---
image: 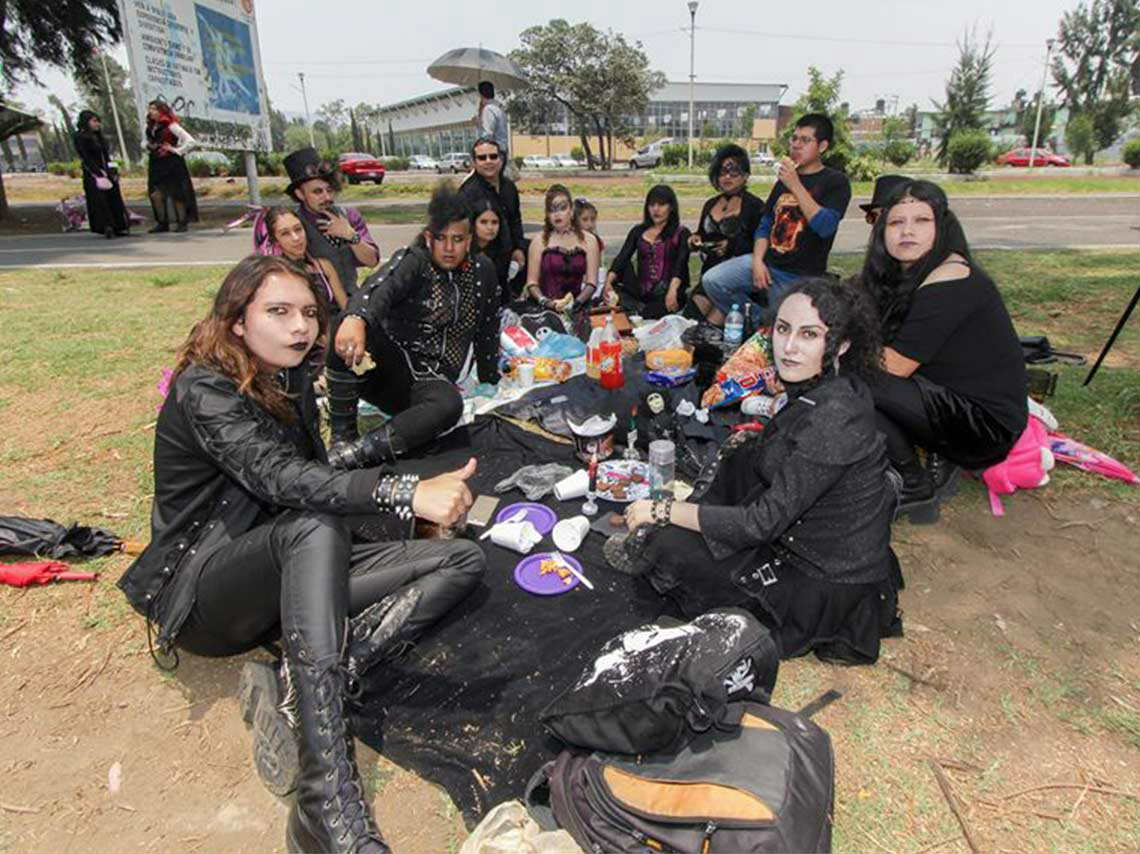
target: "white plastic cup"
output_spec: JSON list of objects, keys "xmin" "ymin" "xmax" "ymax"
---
[
  {"xmin": 517, "ymin": 361, "xmax": 535, "ymax": 388},
  {"xmin": 489, "ymin": 520, "xmax": 541, "ymax": 554},
  {"xmin": 552, "ymin": 515, "xmax": 590, "ymax": 552},
  {"xmin": 553, "ymin": 469, "xmax": 589, "ymax": 501}
]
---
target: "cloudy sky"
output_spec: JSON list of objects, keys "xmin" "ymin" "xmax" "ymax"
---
[{"xmin": 13, "ymin": 0, "xmax": 1076, "ymax": 123}]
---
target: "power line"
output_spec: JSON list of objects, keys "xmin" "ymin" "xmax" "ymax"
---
[{"xmin": 696, "ymin": 26, "xmax": 1043, "ymax": 49}]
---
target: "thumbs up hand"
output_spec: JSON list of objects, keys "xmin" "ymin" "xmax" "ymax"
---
[{"xmin": 411, "ymin": 458, "xmax": 477, "ymax": 526}]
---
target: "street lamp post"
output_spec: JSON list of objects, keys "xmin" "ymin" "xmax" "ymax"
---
[
  {"xmin": 687, "ymin": 1, "xmax": 698, "ymax": 170},
  {"xmin": 1028, "ymin": 39, "xmax": 1055, "ymax": 170},
  {"xmin": 299, "ymin": 72, "xmax": 316, "ymax": 149}
]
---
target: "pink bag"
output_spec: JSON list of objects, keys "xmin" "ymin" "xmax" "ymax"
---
[
  {"xmin": 94, "ymin": 175, "xmax": 113, "ymax": 191},
  {"xmin": 980, "ymin": 416, "xmax": 1054, "ymax": 515}
]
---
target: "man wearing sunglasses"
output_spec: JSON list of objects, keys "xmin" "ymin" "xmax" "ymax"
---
[
  {"xmin": 858, "ymin": 174, "xmax": 908, "ymax": 226},
  {"xmin": 459, "ymin": 136, "xmax": 526, "ymax": 303},
  {"xmin": 325, "ymin": 185, "xmax": 501, "ymax": 467}
]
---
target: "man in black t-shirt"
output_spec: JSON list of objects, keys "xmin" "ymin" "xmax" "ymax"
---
[{"xmin": 702, "ymin": 113, "xmax": 851, "ymax": 322}]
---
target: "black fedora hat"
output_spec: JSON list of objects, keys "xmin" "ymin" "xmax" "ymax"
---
[
  {"xmin": 283, "ymin": 147, "xmax": 338, "ymax": 196},
  {"xmin": 859, "ymin": 174, "xmax": 909, "ymax": 213}
]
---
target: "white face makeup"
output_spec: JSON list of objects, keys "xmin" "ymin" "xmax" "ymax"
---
[
  {"xmin": 231, "ymin": 272, "xmax": 320, "ymax": 372},
  {"xmin": 883, "ymin": 197, "xmax": 936, "ymax": 269},
  {"xmin": 772, "ymin": 293, "xmax": 830, "ymax": 383},
  {"xmin": 647, "ymin": 393, "xmax": 665, "ymax": 416}
]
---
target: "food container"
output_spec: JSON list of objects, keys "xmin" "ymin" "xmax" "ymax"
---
[{"xmin": 566, "ymin": 412, "xmax": 617, "ymax": 463}]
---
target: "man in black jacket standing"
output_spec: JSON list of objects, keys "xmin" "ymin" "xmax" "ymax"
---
[
  {"xmin": 458, "ymin": 136, "xmax": 525, "ymax": 303},
  {"xmin": 326, "ymin": 185, "xmax": 501, "ymax": 468}
]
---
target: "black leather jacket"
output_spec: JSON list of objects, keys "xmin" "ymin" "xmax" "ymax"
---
[
  {"xmin": 118, "ymin": 363, "xmax": 387, "ymax": 658},
  {"xmin": 697, "ymin": 374, "xmax": 893, "ymax": 584}
]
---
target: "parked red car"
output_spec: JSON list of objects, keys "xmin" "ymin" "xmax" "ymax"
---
[
  {"xmin": 337, "ymin": 152, "xmax": 386, "ymax": 184},
  {"xmin": 996, "ymin": 147, "xmax": 1071, "ymax": 167}
]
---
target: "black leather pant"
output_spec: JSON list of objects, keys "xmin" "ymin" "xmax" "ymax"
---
[
  {"xmin": 326, "ymin": 315, "xmax": 463, "ymax": 454},
  {"xmin": 176, "ymin": 511, "xmax": 484, "ymax": 666},
  {"xmin": 872, "ymin": 372, "xmax": 1018, "ymax": 471}
]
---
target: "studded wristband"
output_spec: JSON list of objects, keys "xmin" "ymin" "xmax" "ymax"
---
[
  {"xmin": 374, "ymin": 473, "xmax": 419, "ymax": 521},
  {"xmin": 652, "ymin": 496, "xmax": 674, "ymax": 527}
]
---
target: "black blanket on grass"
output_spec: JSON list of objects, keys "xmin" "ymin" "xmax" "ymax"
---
[{"xmin": 352, "ymin": 415, "xmax": 672, "ymax": 826}]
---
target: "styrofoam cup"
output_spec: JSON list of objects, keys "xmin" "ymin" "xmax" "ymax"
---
[
  {"xmin": 553, "ymin": 469, "xmax": 589, "ymax": 501},
  {"xmin": 552, "ymin": 515, "xmax": 590, "ymax": 552}
]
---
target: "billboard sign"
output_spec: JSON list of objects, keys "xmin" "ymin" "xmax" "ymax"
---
[{"xmin": 118, "ymin": 0, "xmax": 271, "ymax": 151}]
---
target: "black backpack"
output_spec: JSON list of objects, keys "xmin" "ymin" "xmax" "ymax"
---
[
  {"xmin": 540, "ymin": 608, "xmax": 779, "ymax": 756},
  {"xmin": 527, "ymin": 694, "xmax": 838, "ymax": 854}
]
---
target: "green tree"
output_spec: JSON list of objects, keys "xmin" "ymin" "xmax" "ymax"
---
[
  {"xmin": 946, "ymin": 129, "xmax": 992, "ymax": 173},
  {"xmin": 268, "ymin": 101, "xmax": 288, "ymax": 151},
  {"xmin": 1064, "ymin": 112, "xmax": 1098, "ymax": 163},
  {"xmin": 510, "ymin": 20, "xmax": 664, "ymax": 169},
  {"xmin": 73, "ymin": 54, "xmax": 141, "ymax": 162},
  {"xmin": 779, "ymin": 67, "xmax": 854, "ymax": 171},
  {"xmin": 1017, "ymin": 99, "xmax": 1056, "ymax": 146},
  {"xmin": 931, "ymin": 26, "xmax": 995, "ymax": 166},
  {"xmin": 1051, "ymin": 0, "xmax": 1139, "ymax": 162},
  {"xmin": 879, "ymin": 115, "xmax": 916, "ymax": 166}
]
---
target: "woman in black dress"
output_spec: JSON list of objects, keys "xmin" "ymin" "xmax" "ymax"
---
[
  {"xmin": 858, "ymin": 180, "xmax": 1027, "ymax": 520},
  {"xmin": 687, "ymin": 144, "xmax": 766, "ymax": 320},
  {"xmin": 73, "ymin": 110, "xmax": 129, "ymax": 238},
  {"xmin": 615, "ymin": 277, "xmax": 902, "ymax": 664},
  {"xmin": 145, "ymin": 100, "xmax": 199, "ymax": 233}
]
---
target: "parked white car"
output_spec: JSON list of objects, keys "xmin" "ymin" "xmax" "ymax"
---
[
  {"xmin": 437, "ymin": 152, "xmax": 471, "ymax": 173},
  {"xmin": 408, "ymin": 155, "xmax": 440, "ymax": 170},
  {"xmin": 522, "ymin": 155, "xmax": 558, "ymax": 170},
  {"xmin": 629, "ymin": 138, "xmax": 676, "ymax": 169},
  {"xmin": 552, "ymin": 155, "xmax": 581, "ymax": 168},
  {"xmin": 750, "ymin": 151, "xmax": 777, "ymax": 168}
]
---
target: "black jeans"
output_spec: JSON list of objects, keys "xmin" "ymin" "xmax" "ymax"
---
[
  {"xmin": 327, "ymin": 315, "xmax": 464, "ymax": 453},
  {"xmin": 176, "ymin": 510, "xmax": 484, "ymax": 665},
  {"xmin": 872, "ymin": 373, "xmax": 1018, "ymax": 470}
]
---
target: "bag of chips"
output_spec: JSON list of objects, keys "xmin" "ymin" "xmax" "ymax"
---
[{"xmin": 700, "ymin": 331, "xmax": 782, "ymax": 409}]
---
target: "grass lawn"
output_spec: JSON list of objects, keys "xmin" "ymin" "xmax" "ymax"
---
[{"xmin": 0, "ymin": 248, "xmax": 1137, "ymax": 852}]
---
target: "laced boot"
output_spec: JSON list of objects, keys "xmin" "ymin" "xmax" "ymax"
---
[
  {"xmin": 239, "ymin": 658, "xmax": 300, "ymax": 796},
  {"xmin": 285, "ymin": 645, "xmax": 390, "ymax": 854},
  {"xmin": 927, "ymin": 452, "xmax": 961, "ymax": 500},
  {"xmin": 327, "ymin": 422, "xmax": 405, "ymax": 471},
  {"xmin": 345, "ymin": 588, "xmax": 422, "ymax": 688},
  {"xmin": 326, "ymin": 368, "xmax": 363, "ymax": 457},
  {"xmin": 893, "ymin": 457, "xmax": 939, "ymax": 524}
]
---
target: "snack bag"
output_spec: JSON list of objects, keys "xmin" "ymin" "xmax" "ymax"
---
[
  {"xmin": 700, "ymin": 330, "xmax": 782, "ymax": 409},
  {"xmin": 645, "ymin": 349, "xmax": 693, "ymax": 371},
  {"xmin": 510, "ymin": 356, "xmax": 572, "ymax": 383}
]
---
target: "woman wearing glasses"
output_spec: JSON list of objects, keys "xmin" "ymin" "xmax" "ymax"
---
[
  {"xmin": 523, "ymin": 184, "xmax": 600, "ymax": 314},
  {"xmin": 687, "ymin": 144, "xmax": 766, "ymax": 320},
  {"xmin": 602, "ymin": 184, "xmax": 692, "ymax": 319}
]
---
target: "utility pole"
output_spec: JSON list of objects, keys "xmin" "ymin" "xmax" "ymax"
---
[
  {"xmin": 299, "ymin": 72, "xmax": 316, "ymax": 149},
  {"xmin": 1028, "ymin": 39, "xmax": 1055, "ymax": 170},
  {"xmin": 98, "ymin": 49, "xmax": 130, "ymax": 169},
  {"xmin": 687, "ymin": 1, "xmax": 698, "ymax": 170}
]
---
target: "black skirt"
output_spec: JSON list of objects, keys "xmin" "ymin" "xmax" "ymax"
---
[
  {"xmin": 643, "ymin": 525, "xmax": 902, "ymax": 665},
  {"xmin": 147, "ymin": 153, "xmax": 200, "ymax": 222},
  {"xmin": 81, "ymin": 171, "xmax": 129, "ymax": 235}
]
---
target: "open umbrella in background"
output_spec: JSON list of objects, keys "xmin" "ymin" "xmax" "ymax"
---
[{"xmin": 426, "ymin": 47, "xmax": 529, "ymax": 92}]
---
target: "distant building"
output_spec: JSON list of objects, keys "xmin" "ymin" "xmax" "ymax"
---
[{"xmin": 373, "ymin": 80, "xmax": 787, "ymax": 160}]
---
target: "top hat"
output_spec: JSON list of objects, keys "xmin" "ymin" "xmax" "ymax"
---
[
  {"xmin": 859, "ymin": 174, "xmax": 909, "ymax": 213},
  {"xmin": 283, "ymin": 147, "xmax": 338, "ymax": 195}
]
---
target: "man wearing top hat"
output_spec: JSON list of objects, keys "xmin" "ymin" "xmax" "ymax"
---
[
  {"xmin": 284, "ymin": 147, "xmax": 380, "ymax": 294},
  {"xmin": 859, "ymin": 174, "xmax": 908, "ymax": 226}
]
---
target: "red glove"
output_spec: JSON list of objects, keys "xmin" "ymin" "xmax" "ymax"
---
[{"xmin": 0, "ymin": 561, "xmax": 98, "ymax": 588}]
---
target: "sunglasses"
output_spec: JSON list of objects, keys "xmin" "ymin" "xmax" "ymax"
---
[
  {"xmin": 549, "ymin": 200, "xmax": 571, "ymax": 213},
  {"xmin": 864, "ymin": 210, "xmax": 880, "ymax": 225},
  {"xmin": 719, "ymin": 164, "xmax": 743, "ymax": 177},
  {"xmin": 475, "ymin": 153, "xmax": 500, "ymax": 162}
]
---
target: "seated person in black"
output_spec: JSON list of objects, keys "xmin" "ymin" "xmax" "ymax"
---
[
  {"xmin": 615, "ymin": 278, "xmax": 902, "ymax": 664},
  {"xmin": 117, "ymin": 255, "xmax": 484, "ymax": 854},
  {"xmin": 859, "ymin": 180, "xmax": 1027, "ymax": 518},
  {"xmin": 602, "ymin": 184, "xmax": 691, "ymax": 319},
  {"xmin": 327, "ymin": 185, "xmax": 501, "ymax": 468},
  {"xmin": 687, "ymin": 144, "xmax": 766, "ymax": 319}
]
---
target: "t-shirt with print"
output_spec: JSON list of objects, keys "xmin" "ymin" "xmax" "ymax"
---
[
  {"xmin": 761, "ymin": 167, "xmax": 851, "ymax": 276},
  {"xmin": 889, "ymin": 266, "xmax": 1028, "ymax": 438}
]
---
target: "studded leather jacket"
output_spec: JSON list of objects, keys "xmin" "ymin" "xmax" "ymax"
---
[
  {"xmin": 118, "ymin": 363, "xmax": 389, "ymax": 661},
  {"xmin": 696, "ymin": 374, "xmax": 894, "ymax": 584},
  {"xmin": 346, "ymin": 245, "xmax": 501, "ymax": 384}
]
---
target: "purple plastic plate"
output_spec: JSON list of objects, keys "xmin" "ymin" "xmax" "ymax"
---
[
  {"xmin": 496, "ymin": 502, "xmax": 558, "ymax": 535},
  {"xmin": 514, "ymin": 553, "xmax": 583, "ymax": 596}
]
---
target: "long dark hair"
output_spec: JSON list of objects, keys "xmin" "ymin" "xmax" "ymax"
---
[
  {"xmin": 74, "ymin": 109, "xmax": 108, "ymax": 153},
  {"xmin": 542, "ymin": 184, "xmax": 583, "ymax": 244},
  {"xmin": 707, "ymin": 144, "xmax": 750, "ymax": 190},
  {"xmin": 858, "ymin": 180, "xmax": 972, "ymax": 339},
  {"xmin": 172, "ymin": 255, "xmax": 329, "ymax": 423},
  {"xmin": 774, "ymin": 277, "xmax": 883, "ymax": 384},
  {"xmin": 469, "ymin": 196, "xmax": 500, "ymax": 249},
  {"xmin": 642, "ymin": 184, "xmax": 680, "ymax": 239}
]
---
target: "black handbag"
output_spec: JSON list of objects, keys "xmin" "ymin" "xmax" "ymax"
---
[{"xmin": 540, "ymin": 608, "xmax": 779, "ymax": 755}]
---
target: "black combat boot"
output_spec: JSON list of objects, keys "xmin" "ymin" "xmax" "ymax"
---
[
  {"xmin": 239, "ymin": 658, "xmax": 301, "ymax": 797},
  {"xmin": 326, "ymin": 368, "xmax": 362, "ymax": 451},
  {"xmin": 345, "ymin": 588, "xmax": 421, "ymax": 687},
  {"xmin": 327, "ymin": 423, "xmax": 405, "ymax": 471},
  {"xmin": 893, "ymin": 457, "xmax": 939, "ymax": 524}
]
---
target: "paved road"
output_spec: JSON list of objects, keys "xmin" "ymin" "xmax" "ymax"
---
[{"xmin": 0, "ymin": 194, "xmax": 1135, "ymax": 269}]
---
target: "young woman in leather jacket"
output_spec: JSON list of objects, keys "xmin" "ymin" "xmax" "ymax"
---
[
  {"xmin": 118, "ymin": 255, "xmax": 485, "ymax": 854},
  {"xmin": 616, "ymin": 278, "xmax": 903, "ymax": 665}
]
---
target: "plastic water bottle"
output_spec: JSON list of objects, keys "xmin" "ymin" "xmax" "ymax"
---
[
  {"xmin": 724, "ymin": 304, "xmax": 744, "ymax": 349},
  {"xmin": 648, "ymin": 440, "xmax": 676, "ymax": 501}
]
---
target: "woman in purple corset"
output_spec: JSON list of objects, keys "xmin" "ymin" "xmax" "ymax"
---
[
  {"xmin": 523, "ymin": 184, "xmax": 601, "ymax": 312},
  {"xmin": 603, "ymin": 184, "xmax": 692, "ymax": 319}
]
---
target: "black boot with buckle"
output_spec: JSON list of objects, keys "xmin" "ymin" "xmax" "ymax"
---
[
  {"xmin": 326, "ymin": 368, "xmax": 362, "ymax": 451},
  {"xmin": 893, "ymin": 457, "xmax": 939, "ymax": 524},
  {"xmin": 239, "ymin": 657, "xmax": 301, "ymax": 797},
  {"xmin": 328, "ymin": 423, "xmax": 405, "ymax": 471}
]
